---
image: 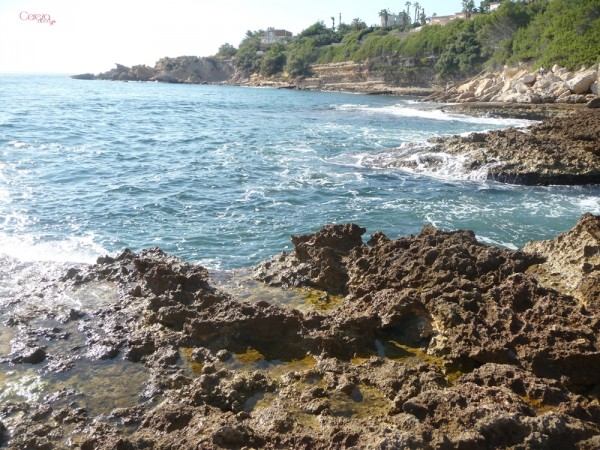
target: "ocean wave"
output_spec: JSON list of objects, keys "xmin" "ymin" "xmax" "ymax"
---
[
  {"xmin": 0, "ymin": 232, "xmax": 107, "ymax": 264},
  {"xmin": 330, "ymin": 143, "xmax": 498, "ymax": 182},
  {"xmin": 579, "ymin": 197, "xmax": 600, "ymax": 214},
  {"xmin": 333, "ymin": 103, "xmax": 532, "ymax": 127}
]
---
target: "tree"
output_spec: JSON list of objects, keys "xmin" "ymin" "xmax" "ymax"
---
[
  {"xmin": 414, "ymin": 2, "xmax": 421, "ymax": 23},
  {"xmin": 285, "ymin": 42, "xmax": 315, "ymax": 77},
  {"xmin": 351, "ymin": 18, "xmax": 367, "ymax": 30},
  {"xmin": 260, "ymin": 42, "xmax": 286, "ymax": 76},
  {"xmin": 298, "ymin": 21, "xmax": 329, "ymax": 38},
  {"xmin": 400, "ymin": 11, "xmax": 411, "ymax": 28},
  {"xmin": 331, "ymin": 16, "xmax": 335, "ymax": 30},
  {"xmin": 462, "ymin": 0, "xmax": 476, "ymax": 18},
  {"xmin": 216, "ymin": 43, "xmax": 237, "ymax": 58},
  {"xmin": 405, "ymin": 1, "xmax": 412, "ymax": 16},
  {"xmin": 379, "ymin": 9, "xmax": 390, "ymax": 27},
  {"xmin": 436, "ymin": 20, "xmax": 484, "ymax": 75},
  {"xmin": 234, "ymin": 30, "xmax": 264, "ymax": 75}
]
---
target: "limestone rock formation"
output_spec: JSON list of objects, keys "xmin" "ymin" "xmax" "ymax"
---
[{"xmin": 429, "ymin": 64, "xmax": 599, "ymax": 104}]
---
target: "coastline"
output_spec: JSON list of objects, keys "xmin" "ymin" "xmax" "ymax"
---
[
  {"xmin": 1, "ymin": 216, "xmax": 599, "ymax": 448},
  {"xmin": 1, "ymin": 71, "xmax": 599, "ymax": 448}
]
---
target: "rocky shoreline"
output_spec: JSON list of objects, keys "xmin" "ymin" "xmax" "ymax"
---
[
  {"xmin": 73, "ymin": 59, "xmax": 599, "ymax": 104},
  {"xmin": 1, "ymin": 215, "xmax": 599, "ymax": 449},
  {"xmin": 378, "ymin": 108, "xmax": 600, "ymax": 185}
]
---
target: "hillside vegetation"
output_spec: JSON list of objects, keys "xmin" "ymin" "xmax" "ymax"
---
[{"xmin": 217, "ymin": 0, "xmax": 600, "ymax": 80}]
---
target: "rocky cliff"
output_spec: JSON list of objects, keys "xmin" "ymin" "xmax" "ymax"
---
[
  {"xmin": 294, "ymin": 58, "xmax": 437, "ymax": 95},
  {"xmin": 72, "ymin": 56, "xmax": 235, "ymax": 84}
]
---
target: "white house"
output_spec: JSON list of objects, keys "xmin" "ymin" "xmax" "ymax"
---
[{"xmin": 261, "ymin": 28, "xmax": 293, "ymax": 45}]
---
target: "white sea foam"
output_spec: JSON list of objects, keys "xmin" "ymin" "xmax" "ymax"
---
[
  {"xmin": 0, "ymin": 233, "xmax": 107, "ymax": 264},
  {"xmin": 579, "ymin": 197, "xmax": 600, "ymax": 214},
  {"xmin": 476, "ymin": 235, "xmax": 519, "ymax": 250},
  {"xmin": 334, "ymin": 103, "xmax": 533, "ymax": 127},
  {"xmin": 332, "ymin": 144, "xmax": 499, "ymax": 183}
]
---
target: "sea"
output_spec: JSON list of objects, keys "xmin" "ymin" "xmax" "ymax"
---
[
  {"xmin": 1, "ymin": 73, "xmax": 600, "ymax": 416},
  {"xmin": 1, "ymin": 74, "xmax": 599, "ymax": 271}
]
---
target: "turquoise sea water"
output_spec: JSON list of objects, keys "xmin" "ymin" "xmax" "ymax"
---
[{"xmin": 1, "ymin": 74, "xmax": 599, "ymax": 269}]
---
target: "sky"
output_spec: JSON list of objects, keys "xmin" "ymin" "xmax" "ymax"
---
[{"xmin": 0, "ymin": 0, "xmax": 463, "ymax": 74}]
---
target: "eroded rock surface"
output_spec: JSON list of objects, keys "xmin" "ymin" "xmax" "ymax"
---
[
  {"xmin": 525, "ymin": 213, "xmax": 600, "ymax": 313},
  {"xmin": 1, "ymin": 219, "xmax": 599, "ymax": 448}
]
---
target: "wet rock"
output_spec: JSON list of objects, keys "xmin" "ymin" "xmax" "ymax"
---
[
  {"xmin": 12, "ymin": 345, "xmax": 47, "ymax": 364},
  {"xmin": 403, "ymin": 110, "xmax": 600, "ymax": 185},
  {"xmin": 212, "ymin": 424, "xmax": 254, "ymax": 447},
  {"xmin": 141, "ymin": 404, "xmax": 195, "ymax": 432}
]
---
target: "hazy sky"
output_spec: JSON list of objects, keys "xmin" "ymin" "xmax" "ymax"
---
[{"xmin": 1, "ymin": 0, "xmax": 462, "ymax": 74}]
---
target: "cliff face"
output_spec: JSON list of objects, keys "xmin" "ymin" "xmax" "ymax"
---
[
  {"xmin": 73, "ymin": 57, "xmax": 235, "ymax": 84},
  {"xmin": 295, "ymin": 58, "xmax": 437, "ymax": 95}
]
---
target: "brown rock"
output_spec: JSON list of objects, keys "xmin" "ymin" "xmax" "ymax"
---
[{"xmin": 524, "ymin": 213, "xmax": 600, "ymax": 312}]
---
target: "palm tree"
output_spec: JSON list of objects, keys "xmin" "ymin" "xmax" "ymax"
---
[
  {"xmin": 379, "ymin": 8, "xmax": 389, "ymax": 27},
  {"xmin": 331, "ymin": 16, "xmax": 335, "ymax": 30},
  {"xmin": 351, "ymin": 18, "xmax": 365, "ymax": 31},
  {"xmin": 413, "ymin": 2, "xmax": 421, "ymax": 24},
  {"xmin": 405, "ymin": 1, "xmax": 411, "ymax": 17}
]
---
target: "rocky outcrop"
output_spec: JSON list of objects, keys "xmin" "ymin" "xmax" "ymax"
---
[
  {"xmin": 379, "ymin": 109, "xmax": 600, "ymax": 185},
  {"xmin": 524, "ymin": 213, "xmax": 600, "ymax": 313},
  {"xmin": 429, "ymin": 64, "xmax": 599, "ymax": 105},
  {"xmin": 2, "ymin": 218, "xmax": 600, "ymax": 448},
  {"xmin": 293, "ymin": 59, "xmax": 436, "ymax": 95},
  {"xmin": 72, "ymin": 57, "xmax": 234, "ymax": 84}
]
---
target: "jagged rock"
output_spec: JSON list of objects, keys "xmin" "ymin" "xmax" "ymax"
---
[
  {"xmin": 5, "ymin": 214, "xmax": 600, "ymax": 448},
  {"xmin": 524, "ymin": 213, "xmax": 600, "ymax": 312},
  {"xmin": 130, "ymin": 64, "xmax": 156, "ymax": 81},
  {"xmin": 79, "ymin": 57, "xmax": 234, "ymax": 85},
  {"xmin": 556, "ymin": 94, "xmax": 588, "ymax": 104},
  {"xmin": 433, "ymin": 66, "xmax": 597, "ymax": 105}
]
